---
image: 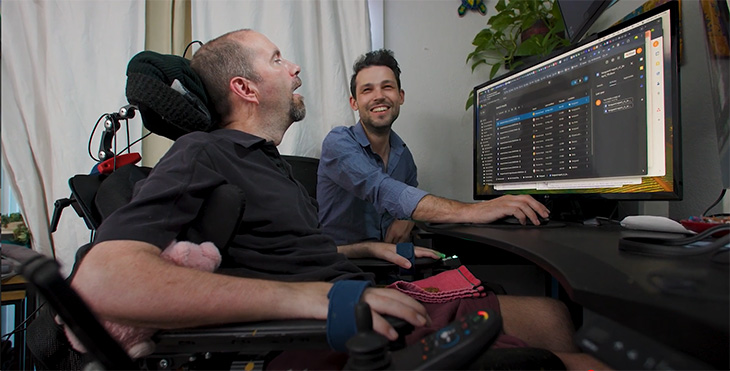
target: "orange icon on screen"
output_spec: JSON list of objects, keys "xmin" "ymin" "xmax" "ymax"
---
[
  {"xmin": 653, "ymin": 40, "xmax": 659, "ymax": 47},
  {"xmin": 637, "ymin": 47, "xmax": 643, "ymax": 54},
  {"xmin": 595, "ymin": 99, "xmax": 602, "ymax": 106}
]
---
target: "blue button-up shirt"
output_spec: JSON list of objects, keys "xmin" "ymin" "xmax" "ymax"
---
[{"xmin": 317, "ymin": 122, "xmax": 429, "ymax": 244}]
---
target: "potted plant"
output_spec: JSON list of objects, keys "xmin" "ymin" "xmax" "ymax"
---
[
  {"xmin": 465, "ymin": 0, "xmax": 569, "ymax": 109},
  {"xmin": 2, "ymin": 212, "xmax": 31, "ymax": 245}
]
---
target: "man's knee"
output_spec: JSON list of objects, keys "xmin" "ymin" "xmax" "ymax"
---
[
  {"xmin": 534, "ymin": 297, "xmax": 572, "ymax": 322},
  {"xmin": 500, "ymin": 295, "xmax": 567, "ymax": 313},
  {"xmin": 498, "ymin": 296, "xmax": 574, "ymax": 333}
]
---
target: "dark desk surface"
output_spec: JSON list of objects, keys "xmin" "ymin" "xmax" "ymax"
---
[{"xmin": 422, "ymin": 222, "xmax": 729, "ymax": 368}]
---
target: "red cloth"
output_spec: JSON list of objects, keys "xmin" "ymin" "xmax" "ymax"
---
[{"xmin": 387, "ymin": 265, "xmax": 487, "ymax": 303}]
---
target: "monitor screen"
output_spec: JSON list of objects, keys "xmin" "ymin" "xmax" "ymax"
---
[
  {"xmin": 473, "ymin": 1, "xmax": 681, "ymax": 205},
  {"xmin": 557, "ymin": 0, "xmax": 614, "ymax": 44}
]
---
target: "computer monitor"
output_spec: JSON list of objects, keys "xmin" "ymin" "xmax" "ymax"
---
[
  {"xmin": 557, "ymin": 0, "xmax": 614, "ymax": 44},
  {"xmin": 472, "ymin": 1, "xmax": 681, "ymax": 219}
]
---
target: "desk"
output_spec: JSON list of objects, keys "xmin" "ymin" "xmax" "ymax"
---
[
  {"xmin": 2, "ymin": 274, "xmax": 36, "ymax": 369},
  {"xmin": 422, "ymin": 222, "xmax": 729, "ymax": 369}
]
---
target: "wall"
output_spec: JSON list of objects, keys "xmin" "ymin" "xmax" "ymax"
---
[
  {"xmin": 383, "ymin": 0, "xmax": 490, "ymax": 202},
  {"xmin": 383, "ymin": 0, "xmax": 729, "ymax": 218}
]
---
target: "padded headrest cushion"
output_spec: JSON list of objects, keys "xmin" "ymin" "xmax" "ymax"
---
[{"xmin": 125, "ymin": 51, "xmax": 213, "ymax": 140}]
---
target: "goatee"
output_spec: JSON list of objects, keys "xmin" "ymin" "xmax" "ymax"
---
[{"xmin": 291, "ymin": 97, "xmax": 306, "ymax": 122}]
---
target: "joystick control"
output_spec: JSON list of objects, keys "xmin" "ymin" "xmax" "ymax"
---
[
  {"xmin": 390, "ymin": 309, "xmax": 502, "ymax": 370},
  {"xmin": 344, "ymin": 303, "xmax": 392, "ymax": 370},
  {"xmin": 344, "ymin": 303, "xmax": 502, "ymax": 370}
]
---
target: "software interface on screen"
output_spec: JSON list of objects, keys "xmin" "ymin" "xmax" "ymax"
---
[{"xmin": 474, "ymin": 6, "xmax": 677, "ymax": 199}]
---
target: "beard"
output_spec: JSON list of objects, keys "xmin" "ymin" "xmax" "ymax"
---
[
  {"xmin": 290, "ymin": 95, "xmax": 306, "ymax": 122},
  {"xmin": 361, "ymin": 109, "xmax": 399, "ymax": 135}
]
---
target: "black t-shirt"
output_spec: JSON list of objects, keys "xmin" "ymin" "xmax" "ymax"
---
[{"xmin": 94, "ymin": 129, "xmax": 372, "ymax": 283}]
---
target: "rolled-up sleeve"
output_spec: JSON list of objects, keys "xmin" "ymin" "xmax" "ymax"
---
[{"xmin": 319, "ymin": 128, "xmax": 428, "ymax": 219}]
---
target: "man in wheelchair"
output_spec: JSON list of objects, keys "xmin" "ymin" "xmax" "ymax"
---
[{"xmin": 68, "ymin": 29, "xmax": 608, "ymax": 370}]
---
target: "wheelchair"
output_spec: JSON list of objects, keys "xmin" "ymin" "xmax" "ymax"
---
[{"xmin": 13, "ymin": 50, "xmax": 565, "ymax": 370}]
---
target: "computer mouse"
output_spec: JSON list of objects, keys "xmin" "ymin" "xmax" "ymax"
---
[{"xmin": 620, "ymin": 215, "xmax": 693, "ymax": 234}]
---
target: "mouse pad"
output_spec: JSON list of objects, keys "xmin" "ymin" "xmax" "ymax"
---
[{"xmin": 426, "ymin": 222, "xmax": 565, "ymax": 229}]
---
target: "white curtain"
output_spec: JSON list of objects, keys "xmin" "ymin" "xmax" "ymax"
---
[
  {"xmin": 1, "ymin": 0, "xmax": 145, "ymax": 274},
  {"xmin": 191, "ymin": 0, "xmax": 371, "ymax": 157}
]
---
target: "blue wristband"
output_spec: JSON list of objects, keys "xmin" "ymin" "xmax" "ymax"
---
[
  {"xmin": 397, "ymin": 242, "xmax": 415, "ymax": 276},
  {"xmin": 326, "ymin": 280, "xmax": 372, "ymax": 352}
]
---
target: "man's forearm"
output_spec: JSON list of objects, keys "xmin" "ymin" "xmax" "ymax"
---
[
  {"xmin": 72, "ymin": 240, "xmax": 331, "ymax": 329},
  {"xmin": 410, "ymin": 195, "xmax": 470, "ymax": 223},
  {"xmin": 73, "ymin": 240, "xmax": 429, "ymax": 342},
  {"xmin": 411, "ymin": 194, "xmax": 550, "ymax": 225}
]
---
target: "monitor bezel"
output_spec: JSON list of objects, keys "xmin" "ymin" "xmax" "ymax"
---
[
  {"xmin": 472, "ymin": 0, "xmax": 682, "ymax": 202},
  {"xmin": 557, "ymin": 0, "xmax": 614, "ymax": 44}
]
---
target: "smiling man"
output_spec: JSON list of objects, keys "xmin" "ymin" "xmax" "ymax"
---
[{"xmin": 317, "ymin": 49, "xmax": 550, "ymax": 246}]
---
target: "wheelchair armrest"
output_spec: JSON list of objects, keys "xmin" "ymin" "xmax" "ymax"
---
[
  {"xmin": 349, "ymin": 257, "xmax": 440, "ymax": 269},
  {"xmin": 146, "ymin": 315, "xmax": 413, "ymax": 369},
  {"xmin": 350, "ymin": 257, "xmax": 444, "ymax": 281},
  {"xmin": 152, "ymin": 315, "xmax": 413, "ymax": 355},
  {"xmin": 152, "ymin": 319, "xmax": 329, "ymax": 355}
]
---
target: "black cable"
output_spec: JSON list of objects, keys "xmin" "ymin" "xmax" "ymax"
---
[
  {"xmin": 87, "ymin": 113, "xmax": 108, "ymax": 162},
  {"xmin": 0, "ymin": 302, "xmax": 45, "ymax": 342},
  {"xmin": 125, "ymin": 118, "xmax": 131, "ymax": 154},
  {"xmin": 595, "ymin": 216, "xmax": 621, "ymax": 225},
  {"xmin": 702, "ymin": 189, "xmax": 727, "ymax": 217},
  {"xmin": 711, "ymin": 247, "xmax": 729, "ymax": 264},
  {"xmin": 183, "ymin": 40, "xmax": 203, "ymax": 58},
  {"xmin": 118, "ymin": 131, "xmax": 152, "ymax": 154},
  {"xmin": 607, "ymin": 202, "xmax": 620, "ymax": 221},
  {"xmin": 113, "ymin": 120, "xmax": 118, "ymax": 171},
  {"xmin": 88, "ymin": 112, "xmax": 148, "ymax": 168},
  {"xmin": 619, "ymin": 224, "xmax": 730, "ymax": 257}
]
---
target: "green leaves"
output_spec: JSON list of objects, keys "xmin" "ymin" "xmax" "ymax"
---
[
  {"xmin": 1, "ymin": 213, "xmax": 23, "ymax": 228},
  {"xmin": 466, "ymin": 90, "xmax": 475, "ymax": 110},
  {"xmin": 13, "ymin": 224, "xmax": 30, "ymax": 245},
  {"xmin": 465, "ymin": 0, "xmax": 569, "ymax": 110},
  {"xmin": 1, "ymin": 212, "xmax": 30, "ymax": 245},
  {"xmin": 490, "ymin": 63, "xmax": 502, "ymax": 79}
]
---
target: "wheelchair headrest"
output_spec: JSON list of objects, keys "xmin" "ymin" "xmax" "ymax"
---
[{"xmin": 125, "ymin": 51, "xmax": 214, "ymax": 140}]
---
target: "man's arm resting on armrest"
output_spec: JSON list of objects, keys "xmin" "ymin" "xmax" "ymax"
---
[
  {"xmin": 411, "ymin": 194, "xmax": 550, "ymax": 226},
  {"xmin": 337, "ymin": 241, "xmax": 441, "ymax": 269},
  {"xmin": 72, "ymin": 240, "xmax": 429, "ymax": 340}
]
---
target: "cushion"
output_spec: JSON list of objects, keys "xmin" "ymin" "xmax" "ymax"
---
[{"xmin": 125, "ymin": 51, "xmax": 213, "ymax": 140}]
